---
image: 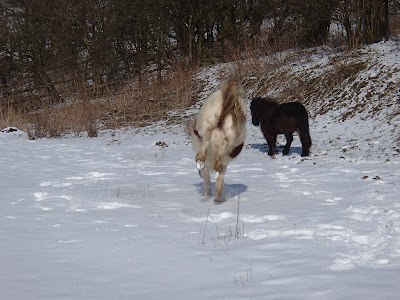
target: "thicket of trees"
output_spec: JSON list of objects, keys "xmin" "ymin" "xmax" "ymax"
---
[{"xmin": 0, "ymin": 0, "xmax": 395, "ymax": 103}]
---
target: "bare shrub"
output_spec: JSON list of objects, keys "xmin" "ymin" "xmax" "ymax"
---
[
  {"xmin": 225, "ymin": 34, "xmax": 296, "ymax": 84},
  {"xmin": 390, "ymin": 16, "xmax": 400, "ymax": 40}
]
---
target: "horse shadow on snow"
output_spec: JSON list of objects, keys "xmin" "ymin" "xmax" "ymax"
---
[
  {"xmin": 251, "ymin": 143, "xmax": 303, "ymax": 156},
  {"xmin": 193, "ymin": 182, "xmax": 248, "ymax": 203}
]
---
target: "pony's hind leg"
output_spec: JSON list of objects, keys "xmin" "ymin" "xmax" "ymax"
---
[
  {"xmin": 214, "ymin": 166, "xmax": 227, "ymax": 202},
  {"xmin": 200, "ymin": 167, "xmax": 212, "ymax": 196},
  {"xmin": 298, "ymin": 129, "xmax": 312, "ymax": 157},
  {"xmin": 211, "ymin": 135, "xmax": 228, "ymax": 179},
  {"xmin": 283, "ymin": 133, "xmax": 293, "ymax": 155}
]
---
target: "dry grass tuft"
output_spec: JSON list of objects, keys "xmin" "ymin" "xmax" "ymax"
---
[
  {"xmin": 26, "ymin": 100, "xmax": 100, "ymax": 138},
  {"xmin": 0, "ymin": 101, "xmax": 26, "ymax": 130}
]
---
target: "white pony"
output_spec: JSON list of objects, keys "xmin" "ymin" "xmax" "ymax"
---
[{"xmin": 186, "ymin": 78, "xmax": 247, "ymax": 202}]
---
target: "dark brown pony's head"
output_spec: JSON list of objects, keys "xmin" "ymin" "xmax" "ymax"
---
[
  {"xmin": 250, "ymin": 97, "xmax": 277, "ymax": 126},
  {"xmin": 250, "ymin": 97, "xmax": 262, "ymax": 126}
]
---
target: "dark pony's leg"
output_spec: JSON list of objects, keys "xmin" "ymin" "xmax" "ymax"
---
[
  {"xmin": 283, "ymin": 132, "xmax": 293, "ymax": 156},
  {"xmin": 266, "ymin": 134, "xmax": 277, "ymax": 156}
]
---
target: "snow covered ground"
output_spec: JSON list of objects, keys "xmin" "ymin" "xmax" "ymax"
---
[{"xmin": 1, "ymin": 42, "xmax": 400, "ymax": 299}]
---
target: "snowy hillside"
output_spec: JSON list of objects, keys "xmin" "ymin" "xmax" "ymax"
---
[{"xmin": 1, "ymin": 41, "xmax": 400, "ymax": 299}]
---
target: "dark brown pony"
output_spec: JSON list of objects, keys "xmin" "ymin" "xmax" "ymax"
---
[{"xmin": 250, "ymin": 97, "xmax": 312, "ymax": 157}]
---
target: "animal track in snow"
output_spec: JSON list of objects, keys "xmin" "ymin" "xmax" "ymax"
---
[
  {"xmin": 186, "ymin": 210, "xmax": 284, "ymax": 227},
  {"xmin": 95, "ymin": 202, "xmax": 141, "ymax": 210},
  {"xmin": 34, "ymin": 171, "xmax": 140, "ymax": 213},
  {"xmin": 328, "ymin": 202, "xmax": 400, "ymax": 270},
  {"xmin": 246, "ymin": 228, "xmax": 315, "ymax": 241},
  {"xmin": 34, "ymin": 192, "xmax": 48, "ymax": 201},
  {"xmin": 40, "ymin": 181, "xmax": 72, "ymax": 187},
  {"xmin": 324, "ymin": 196, "xmax": 344, "ymax": 203}
]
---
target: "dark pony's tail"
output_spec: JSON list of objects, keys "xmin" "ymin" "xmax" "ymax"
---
[
  {"xmin": 217, "ymin": 78, "xmax": 245, "ymax": 129},
  {"xmin": 295, "ymin": 104, "xmax": 312, "ymax": 149}
]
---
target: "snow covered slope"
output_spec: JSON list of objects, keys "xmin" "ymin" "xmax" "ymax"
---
[{"xmin": 1, "ymin": 41, "xmax": 400, "ymax": 299}]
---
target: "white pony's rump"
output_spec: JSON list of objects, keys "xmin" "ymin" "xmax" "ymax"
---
[{"xmin": 186, "ymin": 78, "xmax": 247, "ymax": 202}]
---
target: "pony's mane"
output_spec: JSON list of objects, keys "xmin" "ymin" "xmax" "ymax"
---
[
  {"xmin": 254, "ymin": 96, "xmax": 278, "ymax": 106},
  {"xmin": 217, "ymin": 78, "xmax": 246, "ymax": 129},
  {"xmin": 250, "ymin": 97, "xmax": 279, "ymax": 115}
]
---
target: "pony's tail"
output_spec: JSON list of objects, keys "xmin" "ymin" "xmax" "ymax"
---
[
  {"xmin": 217, "ymin": 78, "xmax": 244, "ymax": 129},
  {"xmin": 297, "ymin": 107, "xmax": 312, "ymax": 149}
]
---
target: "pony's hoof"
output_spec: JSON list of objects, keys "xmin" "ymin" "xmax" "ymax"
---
[
  {"xmin": 213, "ymin": 196, "xmax": 226, "ymax": 203},
  {"xmin": 196, "ymin": 160, "xmax": 205, "ymax": 170},
  {"xmin": 211, "ymin": 170, "xmax": 219, "ymax": 179}
]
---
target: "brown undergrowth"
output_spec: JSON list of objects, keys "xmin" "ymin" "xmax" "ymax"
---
[{"xmin": 0, "ymin": 65, "xmax": 194, "ymax": 138}]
